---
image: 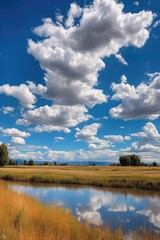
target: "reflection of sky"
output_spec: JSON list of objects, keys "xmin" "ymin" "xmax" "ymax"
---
[{"xmin": 9, "ymin": 184, "xmax": 160, "ymax": 233}]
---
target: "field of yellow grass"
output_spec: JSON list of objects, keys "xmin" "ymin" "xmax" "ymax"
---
[
  {"xmin": 0, "ymin": 180, "xmax": 124, "ymax": 240},
  {"xmin": 0, "ymin": 165, "xmax": 160, "ymax": 190},
  {"xmin": 0, "ymin": 180, "xmax": 159, "ymax": 240}
]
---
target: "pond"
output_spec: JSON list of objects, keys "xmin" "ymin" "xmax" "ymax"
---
[{"xmin": 9, "ymin": 183, "xmax": 160, "ymax": 234}]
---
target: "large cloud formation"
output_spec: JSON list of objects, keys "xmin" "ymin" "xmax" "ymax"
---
[
  {"xmin": 110, "ymin": 73, "xmax": 160, "ymax": 120},
  {"xmin": 27, "ymin": 0, "xmax": 153, "ymax": 109},
  {"xmin": 1, "ymin": 0, "xmax": 154, "ymax": 134},
  {"xmin": 18, "ymin": 0, "xmax": 153, "ymax": 131}
]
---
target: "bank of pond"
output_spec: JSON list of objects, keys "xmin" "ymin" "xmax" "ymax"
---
[{"xmin": 0, "ymin": 180, "xmax": 160, "ymax": 240}]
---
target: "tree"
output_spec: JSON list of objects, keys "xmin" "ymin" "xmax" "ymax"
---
[
  {"xmin": 119, "ymin": 154, "xmax": 141, "ymax": 166},
  {"xmin": 119, "ymin": 156, "xmax": 131, "ymax": 166},
  {"xmin": 23, "ymin": 160, "xmax": 27, "ymax": 165},
  {"xmin": 152, "ymin": 162, "xmax": 158, "ymax": 167},
  {"xmin": 8, "ymin": 159, "xmax": 13, "ymax": 165},
  {"xmin": 0, "ymin": 143, "xmax": 9, "ymax": 166},
  {"xmin": 44, "ymin": 161, "xmax": 48, "ymax": 165},
  {"xmin": 130, "ymin": 154, "xmax": 141, "ymax": 166},
  {"xmin": 28, "ymin": 159, "xmax": 34, "ymax": 166}
]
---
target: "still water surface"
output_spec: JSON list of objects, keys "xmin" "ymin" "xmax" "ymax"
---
[{"xmin": 9, "ymin": 183, "xmax": 160, "ymax": 233}]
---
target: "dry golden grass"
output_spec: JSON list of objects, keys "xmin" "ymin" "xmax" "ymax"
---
[
  {"xmin": 0, "ymin": 165, "xmax": 160, "ymax": 190},
  {"xmin": 0, "ymin": 180, "xmax": 159, "ymax": 240},
  {"xmin": 0, "ymin": 180, "xmax": 126, "ymax": 240}
]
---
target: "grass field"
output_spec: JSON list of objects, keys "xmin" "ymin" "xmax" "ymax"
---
[
  {"xmin": 0, "ymin": 165, "xmax": 160, "ymax": 190},
  {"xmin": 0, "ymin": 180, "xmax": 159, "ymax": 240}
]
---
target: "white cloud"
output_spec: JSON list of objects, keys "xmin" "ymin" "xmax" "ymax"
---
[
  {"xmin": 55, "ymin": 12, "xmax": 64, "ymax": 24},
  {"xmin": 104, "ymin": 135, "xmax": 131, "ymax": 142},
  {"xmin": 27, "ymin": 0, "xmax": 153, "ymax": 110},
  {"xmin": 75, "ymin": 123, "xmax": 101, "ymax": 141},
  {"xmin": 65, "ymin": 2, "xmax": 82, "ymax": 28},
  {"xmin": 115, "ymin": 53, "xmax": 128, "ymax": 66},
  {"xmin": 2, "ymin": 106, "xmax": 15, "ymax": 114},
  {"xmin": 54, "ymin": 136, "xmax": 65, "ymax": 142},
  {"xmin": 0, "ymin": 84, "xmax": 36, "ymax": 109},
  {"xmin": 18, "ymin": 105, "xmax": 91, "ymax": 129},
  {"xmin": 153, "ymin": 20, "xmax": 160, "ymax": 28},
  {"xmin": 131, "ymin": 122, "xmax": 160, "ymax": 140},
  {"xmin": 11, "ymin": 137, "xmax": 25, "ymax": 145},
  {"xmin": 75, "ymin": 123, "xmax": 110, "ymax": 149},
  {"xmin": 43, "ymin": 148, "xmax": 117, "ymax": 162},
  {"xmin": 0, "ymin": 128, "xmax": 30, "ymax": 137},
  {"xmin": 77, "ymin": 210, "xmax": 102, "ymax": 226},
  {"xmin": 30, "ymin": 125, "xmax": 70, "ymax": 133},
  {"xmin": 75, "ymin": 124, "xmax": 131, "ymax": 149},
  {"xmin": 110, "ymin": 73, "xmax": 160, "ymax": 120},
  {"xmin": 8, "ymin": 148, "xmax": 43, "ymax": 160},
  {"xmin": 130, "ymin": 123, "xmax": 160, "ymax": 156},
  {"xmin": 16, "ymin": 119, "xmax": 30, "ymax": 126}
]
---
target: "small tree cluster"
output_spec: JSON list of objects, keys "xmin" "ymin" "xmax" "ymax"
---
[
  {"xmin": 119, "ymin": 154, "xmax": 140, "ymax": 166},
  {"xmin": 28, "ymin": 159, "xmax": 34, "ymax": 165},
  {"xmin": 8, "ymin": 159, "xmax": 18, "ymax": 165}
]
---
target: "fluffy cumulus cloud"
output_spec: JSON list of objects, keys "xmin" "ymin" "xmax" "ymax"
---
[
  {"xmin": 130, "ymin": 122, "xmax": 160, "ymax": 156},
  {"xmin": 131, "ymin": 122, "xmax": 160, "ymax": 140},
  {"xmin": 11, "ymin": 137, "xmax": 25, "ymax": 145},
  {"xmin": 75, "ymin": 123, "xmax": 131, "ymax": 149},
  {"xmin": 75, "ymin": 123, "xmax": 110, "ymax": 149},
  {"xmin": 27, "ymin": 0, "xmax": 153, "ymax": 108},
  {"xmin": 104, "ymin": 134, "xmax": 131, "ymax": 142},
  {"xmin": 0, "ymin": 0, "xmax": 153, "ymax": 135},
  {"xmin": 0, "ymin": 127, "xmax": 30, "ymax": 137},
  {"xmin": 30, "ymin": 125, "xmax": 70, "ymax": 133},
  {"xmin": 17, "ymin": 105, "xmax": 91, "ymax": 130},
  {"xmin": 65, "ymin": 2, "xmax": 82, "ymax": 28},
  {"xmin": 2, "ymin": 106, "xmax": 15, "ymax": 114},
  {"xmin": 8, "ymin": 148, "xmax": 43, "ymax": 160},
  {"xmin": 110, "ymin": 73, "xmax": 160, "ymax": 120},
  {"xmin": 0, "ymin": 84, "xmax": 36, "ymax": 109},
  {"xmin": 43, "ymin": 148, "xmax": 117, "ymax": 161}
]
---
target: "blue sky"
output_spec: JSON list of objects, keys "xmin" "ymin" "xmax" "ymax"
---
[{"xmin": 1, "ymin": 0, "xmax": 160, "ymax": 163}]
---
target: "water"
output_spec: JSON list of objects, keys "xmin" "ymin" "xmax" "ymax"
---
[{"xmin": 9, "ymin": 183, "xmax": 160, "ymax": 234}]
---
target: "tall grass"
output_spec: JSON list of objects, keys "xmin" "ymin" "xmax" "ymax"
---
[
  {"xmin": 0, "ymin": 181, "xmax": 124, "ymax": 240},
  {"xmin": 0, "ymin": 180, "xmax": 159, "ymax": 240},
  {"xmin": 0, "ymin": 166, "xmax": 160, "ymax": 190}
]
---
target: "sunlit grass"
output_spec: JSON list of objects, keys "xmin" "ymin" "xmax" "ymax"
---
[
  {"xmin": 0, "ymin": 180, "xmax": 159, "ymax": 240},
  {"xmin": 0, "ymin": 166, "xmax": 160, "ymax": 190},
  {"xmin": 0, "ymin": 180, "xmax": 125, "ymax": 240}
]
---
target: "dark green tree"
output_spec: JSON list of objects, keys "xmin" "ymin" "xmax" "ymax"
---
[
  {"xmin": 23, "ymin": 160, "xmax": 27, "ymax": 165},
  {"xmin": 44, "ymin": 161, "xmax": 48, "ymax": 165},
  {"xmin": 8, "ymin": 159, "xmax": 13, "ymax": 165},
  {"xmin": 130, "ymin": 154, "xmax": 141, "ymax": 166},
  {"xmin": 152, "ymin": 162, "xmax": 158, "ymax": 167},
  {"xmin": 0, "ymin": 143, "xmax": 9, "ymax": 166},
  {"xmin": 119, "ymin": 156, "xmax": 131, "ymax": 166},
  {"xmin": 28, "ymin": 159, "xmax": 34, "ymax": 166}
]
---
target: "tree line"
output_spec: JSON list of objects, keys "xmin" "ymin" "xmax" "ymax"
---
[{"xmin": 0, "ymin": 143, "xmax": 159, "ymax": 167}]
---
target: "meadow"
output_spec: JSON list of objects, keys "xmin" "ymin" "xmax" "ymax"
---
[
  {"xmin": 0, "ymin": 165, "xmax": 160, "ymax": 190},
  {"xmin": 0, "ymin": 180, "xmax": 159, "ymax": 240}
]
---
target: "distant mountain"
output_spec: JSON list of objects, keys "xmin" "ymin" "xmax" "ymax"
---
[{"xmin": 15, "ymin": 159, "xmax": 112, "ymax": 166}]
